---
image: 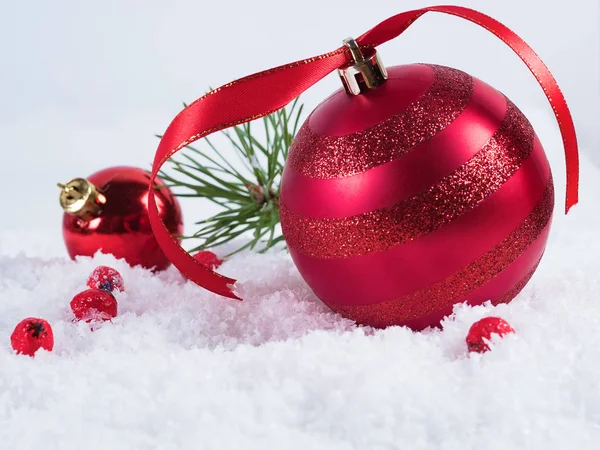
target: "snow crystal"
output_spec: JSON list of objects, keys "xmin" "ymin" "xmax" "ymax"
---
[{"xmin": 1, "ymin": 164, "xmax": 599, "ymax": 449}]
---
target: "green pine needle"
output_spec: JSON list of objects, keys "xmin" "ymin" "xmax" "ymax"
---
[{"xmin": 158, "ymin": 97, "xmax": 303, "ymax": 256}]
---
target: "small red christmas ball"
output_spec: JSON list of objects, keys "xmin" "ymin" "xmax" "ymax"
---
[
  {"xmin": 280, "ymin": 62, "xmax": 553, "ymax": 330},
  {"xmin": 466, "ymin": 317, "xmax": 515, "ymax": 353},
  {"xmin": 193, "ymin": 251, "xmax": 223, "ymax": 270},
  {"xmin": 60, "ymin": 166, "xmax": 183, "ymax": 271},
  {"xmin": 10, "ymin": 318, "xmax": 54, "ymax": 357},
  {"xmin": 70, "ymin": 289, "xmax": 118, "ymax": 322},
  {"xmin": 87, "ymin": 265, "xmax": 125, "ymax": 293}
]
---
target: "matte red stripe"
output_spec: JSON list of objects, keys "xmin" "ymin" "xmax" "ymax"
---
[
  {"xmin": 324, "ymin": 184, "xmax": 554, "ymax": 329},
  {"xmin": 309, "ymin": 64, "xmax": 435, "ymax": 136},
  {"xmin": 281, "ymin": 77, "xmax": 507, "ymax": 218},
  {"xmin": 282, "ymin": 100, "xmax": 537, "ymax": 259},
  {"xmin": 491, "ymin": 257, "xmax": 542, "ymax": 306},
  {"xmin": 384, "ymin": 225, "xmax": 549, "ymax": 331},
  {"xmin": 287, "ymin": 65, "xmax": 473, "ymax": 179},
  {"xmin": 288, "ymin": 138, "xmax": 550, "ymax": 306}
]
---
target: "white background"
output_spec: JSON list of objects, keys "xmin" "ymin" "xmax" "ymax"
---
[{"xmin": 0, "ymin": 0, "xmax": 598, "ymax": 241}]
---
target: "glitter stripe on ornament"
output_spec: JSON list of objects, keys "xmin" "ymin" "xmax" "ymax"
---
[
  {"xmin": 386, "ymin": 251, "xmax": 545, "ymax": 331},
  {"xmin": 400, "ymin": 233, "xmax": 549, "ymax": 331},
  {"xmin": 280, "ymin": 77, "xmax": 507, "ymax": 219},
  {"xmin": 287, "ymin": 65, "xmax": 474, "ymax": 179},
  {"xmin": 326, "ymin": 180, "xmax": 554, "ymax": 329},
  {"xmin": 308, "ymin": 64, "xmax": 436, "ymax": 136},
  {"xmin": 281, "ymin": 100, "xmax": 535, "ymax": 259},
  {"xmin": 286, "ymin": 137, "xmax": 550, "ymax": 306}
]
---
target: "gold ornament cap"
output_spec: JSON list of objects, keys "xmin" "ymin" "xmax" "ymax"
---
[
  {"xmin": 58, "ymin": 178, "xmax": 106, "ymax": 220},
  {"xmin": 337, "ymin": 37, "xmax": 388, "ymax": 95}
]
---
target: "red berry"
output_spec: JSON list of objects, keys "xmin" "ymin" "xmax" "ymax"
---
[
  {"xmin": 466, "ymin": 317, "xmax": 515, "ymax": 353},
  {"xmin": 71, "ymin": 289, "xmax": 118, "ymax": 322},
  {"xmin": 193, "ymin": 251, "xmax": 223, "ymax": 270},
  {"xmin": 10, "ymin": 318, "xmax": 54, "ymax": 357},
  {"xmin": 87, "ymin": 266, "xmax": 124, "ymax": 293}
]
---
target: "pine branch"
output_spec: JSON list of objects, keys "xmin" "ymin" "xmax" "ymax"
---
[{"xmin": 158, "ymin": 98, "xmax": 303, "ymax": 256}]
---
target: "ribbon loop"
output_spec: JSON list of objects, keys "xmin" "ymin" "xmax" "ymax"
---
[{"xmin": 149, "ymin": 5, "xmax": 579, "ymax": 299}]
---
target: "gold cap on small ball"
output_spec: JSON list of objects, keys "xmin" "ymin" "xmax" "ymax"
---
[{"xmin": 58, "ymin": 178, "xmax": 106, "ymax": 220}]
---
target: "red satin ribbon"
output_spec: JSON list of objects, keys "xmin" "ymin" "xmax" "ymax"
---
[{"xmin": 148, "ymin": 5, "xmax": 579, "ymax": 300}]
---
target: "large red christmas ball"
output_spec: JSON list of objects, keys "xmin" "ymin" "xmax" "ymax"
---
[
  {"xmin": 280, "ymin": 64, "xmax": 554, "ymax": 330},
  {"xmin": 62, "ymin": 166, "xmax": 183, "ymax": 271}
]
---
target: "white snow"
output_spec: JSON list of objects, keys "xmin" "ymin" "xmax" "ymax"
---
[{"xmin": 1, "ymin": 149, "xmax": 599, "ymax": 449}]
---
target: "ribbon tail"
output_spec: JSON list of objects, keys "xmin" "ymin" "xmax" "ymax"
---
[
  {"xmin": 149, "ymin": 51, "xmax": 351, "ymax": 299},
  {"xmin": 357, "ymin": 5, "xmax": 579, "ymax": 213},
  {"xmin": 147, "ymin": 186, "xmax": 241, "ymax": 300}
]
